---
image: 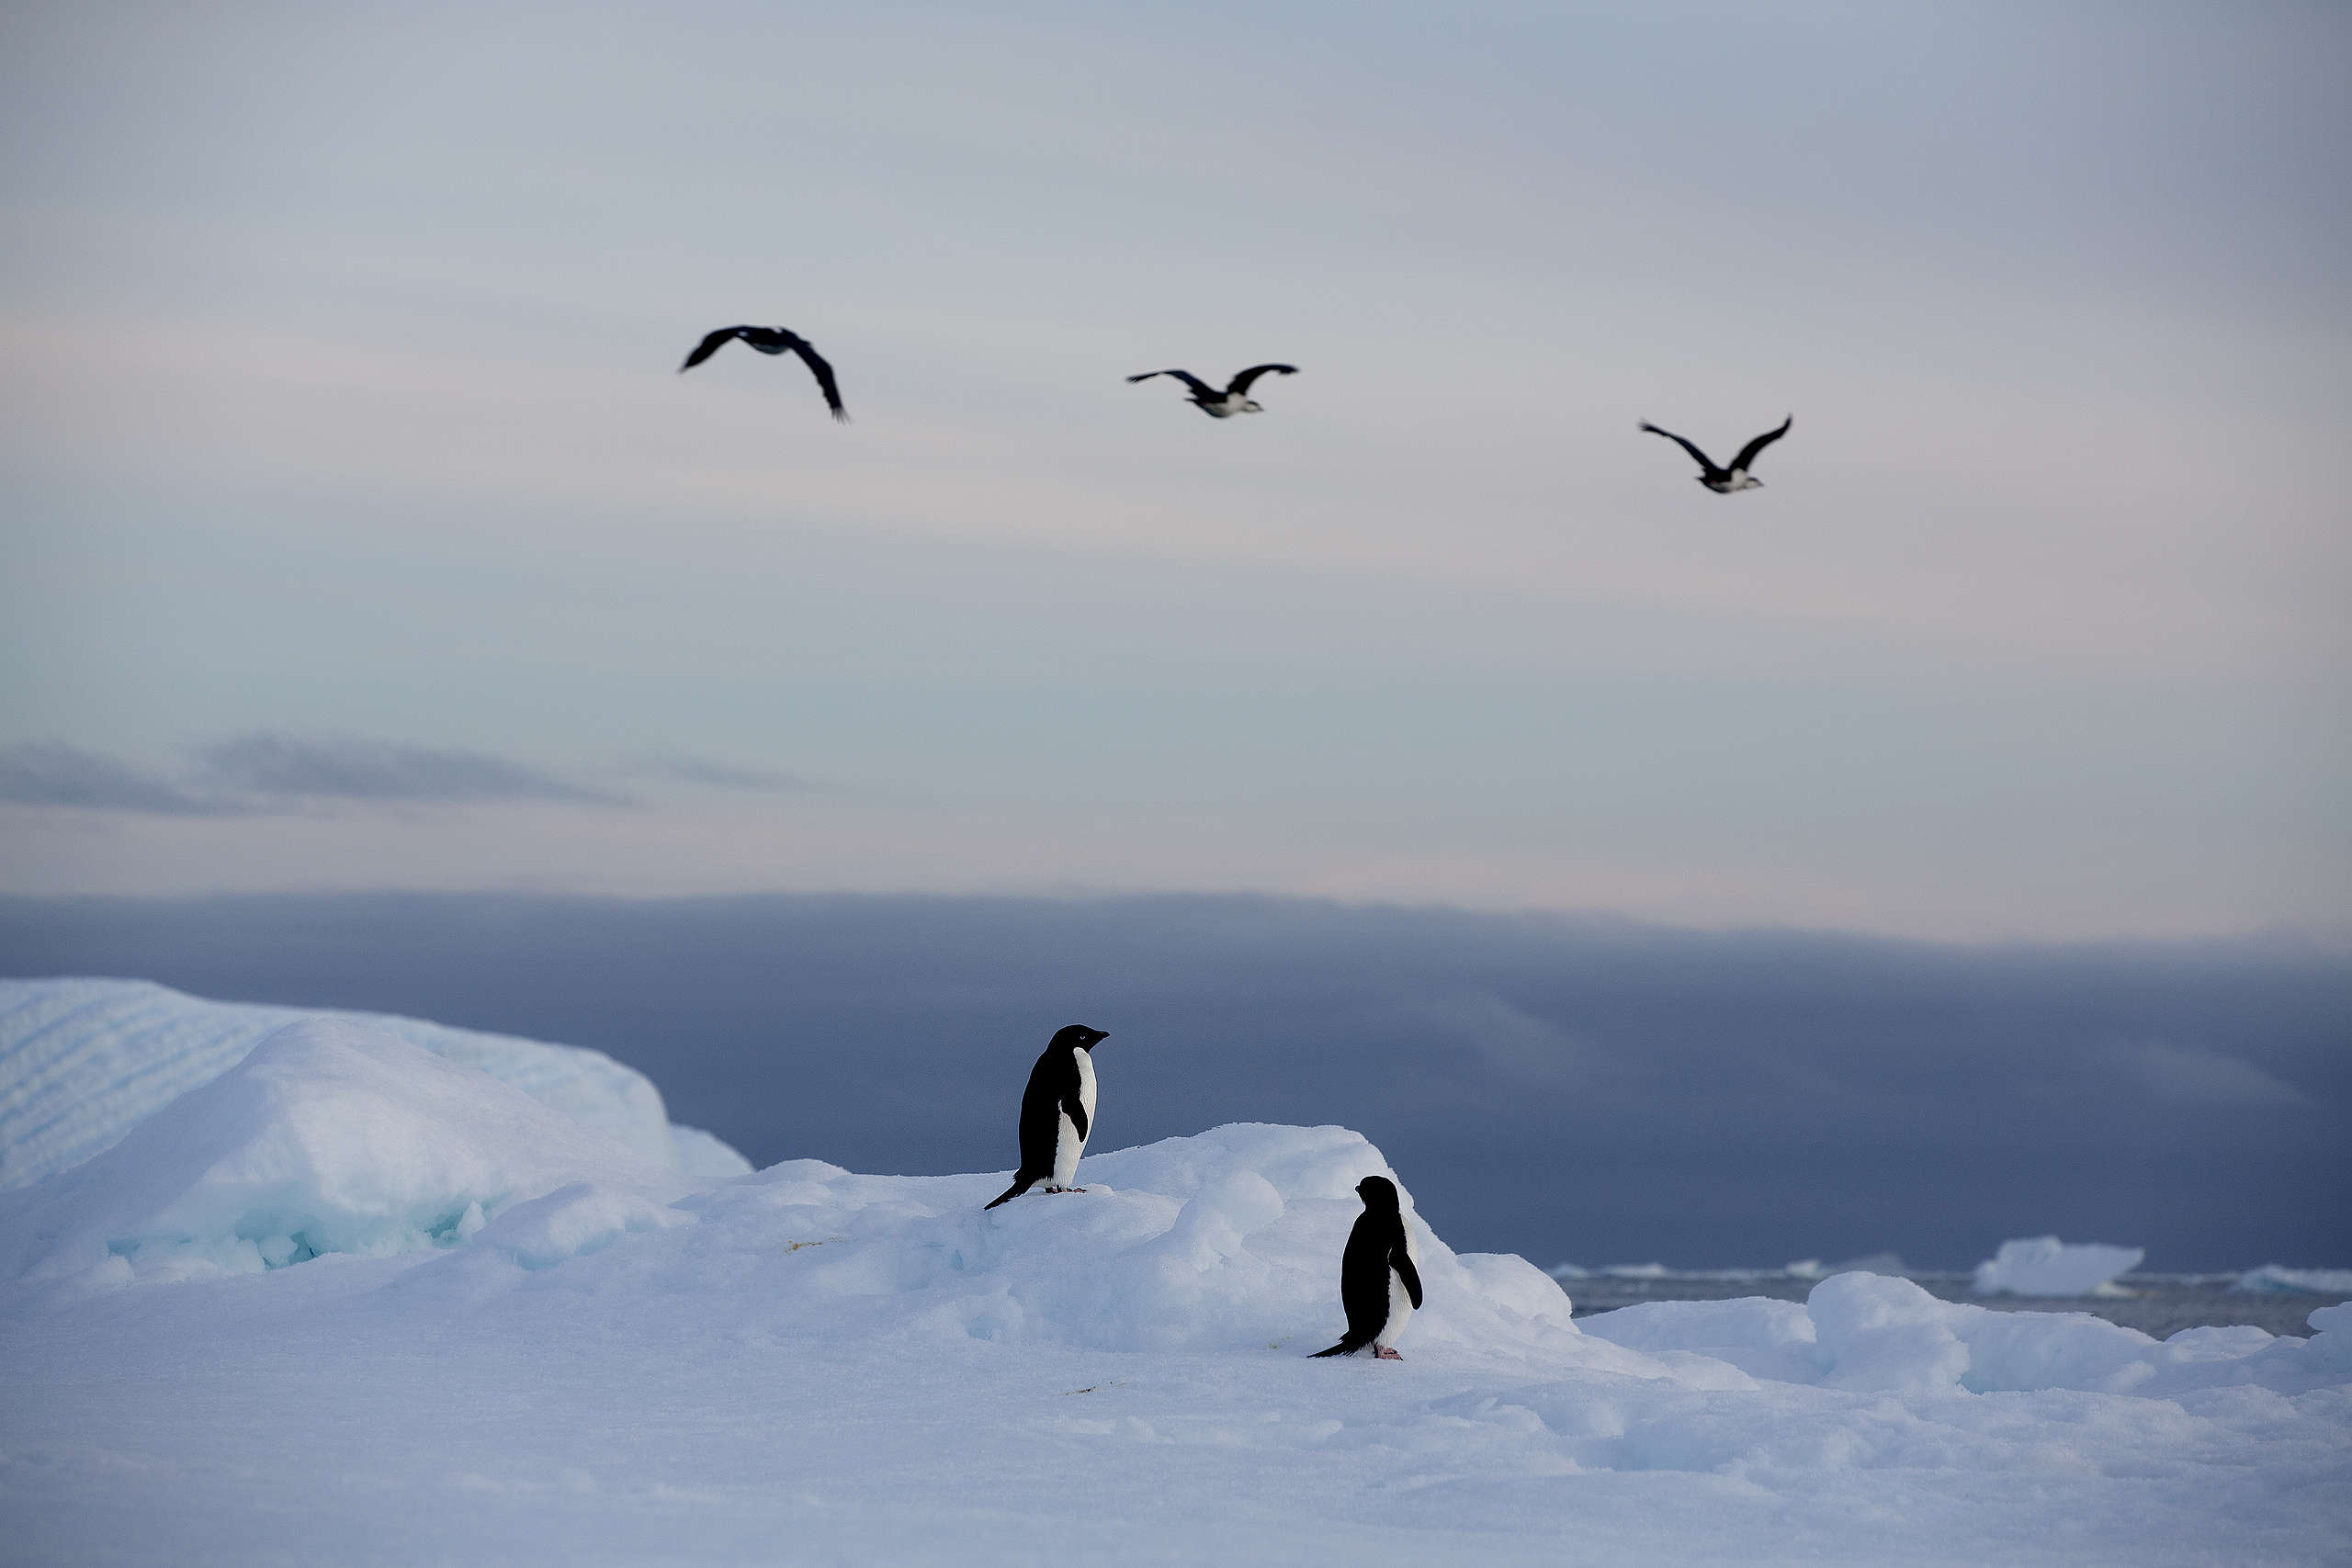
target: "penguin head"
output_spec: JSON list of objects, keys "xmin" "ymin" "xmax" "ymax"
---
[
  {"xmin": 1355, "ymin": 1175, "xmax": 1400, "ymax": 1211},
  {"xmin": 1052, "ymin": 1024, "xmax": 1110, "ymax": 1052}
]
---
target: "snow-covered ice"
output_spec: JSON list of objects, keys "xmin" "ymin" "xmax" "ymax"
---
[
  {"xmin": 1973, "ymin": 1234, "xmax": 2145, "ymax": 1296},
  {"xmin": 2, "ymin": 1010, "xmax": 2347, "ymax": 1565},
  {"xmin": 0, "ymin": 1017, "xmax": 688, "ymax": 1303},
  {"xmin": 0, "ymin": 977, "xmax": 748, "ymax": 1185}
]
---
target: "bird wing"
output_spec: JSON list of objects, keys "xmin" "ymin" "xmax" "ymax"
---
[
  {"xmin": 1128, "ymin": 369, "xmax": 1218, "ymax": 399},
  {"xmin": 1226, "ymin": 363, "xmax": 1298, "ymax": 397},
  {"xmin": 1639, "ymin": 422, "xmax": 1721, "ymax": 475},
  {"xmin": 1730, "ymin": 415, "xmax": 1792, "ymax": 474},
  {"xmin": 790, "ymin": 338, "xmax": 849, "ymax": 422},
  {"xmin": 679, "ymin": 327, "xmax": 749, "ymax": 372}
]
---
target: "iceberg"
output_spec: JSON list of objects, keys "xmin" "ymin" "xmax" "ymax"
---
[
  {"xmin": 0, "ymin": 1017, "xmax": 686, "ymax": 1299},
  {"xmin": 2233, "ymin": 1264, "xmax": 2352, "ymax": 1295},
  {"xmin": 1972, "ymin": 1235, "xmax": 2144, "ymax": 1296},
  {"xmin": 0, "ymin": 976, "xmax": 749, "ymax": 1186}
]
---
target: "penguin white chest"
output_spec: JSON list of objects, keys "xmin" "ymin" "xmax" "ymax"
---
[
  {"xmin": 1053, "ymin": 1048, "xmax": 1097, "ymax": 1187},
  {"xmin": 1380, "ymin": 1232, "xmax": 1419, "ymax": 1348}
]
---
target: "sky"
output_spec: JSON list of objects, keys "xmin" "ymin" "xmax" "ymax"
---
[
  {"xmin": 6, "ymin": 892, "xmax": 2346, "ymax": 1269},
  {"xmin": 0, "ymin": 1, "xmax": 2345, "ymax": 942}
]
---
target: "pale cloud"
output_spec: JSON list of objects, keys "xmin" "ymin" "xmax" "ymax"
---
[
  {"xmin": 621, "ymin": 754, "xmax": 818, "ymax": 795},
  {"xmin": 0, "ymin": 737, "xmax": 625, "ymax": 817},
  {"xmin": 192, "ymin": 734, "xmax": 624, "ymax": 807},
  {"xmin": 0, "ymin": 743, "xmax": 231, "ymax": 817},
  {"xmin": 2103, "ymin": 1041, "xmax": 2312, "ymax": 1109}
]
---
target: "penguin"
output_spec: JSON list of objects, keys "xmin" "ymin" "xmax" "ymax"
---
[
  {"xmin": 983, "ymin": 1025, "xmax": 1111, "ymax": 1210},
  {"xmin": 1311, "ymin": 1175, "xmax": 1424, "ymax": 1359}
]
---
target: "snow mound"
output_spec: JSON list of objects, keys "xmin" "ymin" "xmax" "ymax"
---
[
  {"xmin": 0, "ymin": 977, "xmax": 747, "ymax": 1184},
  {"xmin": 0, "ymin": 1000, "xmax": 1580, "ymax": 1365},
  {"xmin": 0, "ymin": 1017, "xmax": 684, "ymax": 1301},
  {"xmin": 1972, "ymin": 1235, "xmax": 2143, "ymax": 1296},
  {"xmin": 394, "ymin": 1121, "xmax": 1589, "ymax": 1364},
  {"xmin": 2233, "ymin": 1264, "xmax": 2352, "ymax": 1296}
]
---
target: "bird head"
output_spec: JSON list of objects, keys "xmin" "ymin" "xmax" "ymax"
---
[
  {"xmin": 1053, "ymin": 1024, "xmax": 1110, "ymax": 1052},
  {"xmin": 1355, "ymin": 1175, "xmax": 1400, "ymax": 1210},
  {"xmin": 1239, "ymin": 398, "xmax": 1265, "ymax": 413},
  {"xmin": 1733, "ymin": 474, "xmax": 1763, "ymax": 491}
]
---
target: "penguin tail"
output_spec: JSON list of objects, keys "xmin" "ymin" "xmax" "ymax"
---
[
  {"xmin": 1310, "ymin": 1335, "xmax": 1369, "ymax": 1359},
  {"xmin": 983, "ymin": 1179, "xmax": 1029, "ymax": 1211}
]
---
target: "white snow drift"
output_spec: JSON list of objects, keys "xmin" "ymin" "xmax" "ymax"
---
[
  {"xmin": 1, "ymin": 1008, "xmax": 2346, "ymax": 1567},
  {"xmin": 1972, "ymin": 1234, "xmax": 2144, "ymax": 1296},
  {"xmin": 0, "ymin": 977, "xmax": 749, "ymax": 1187}
]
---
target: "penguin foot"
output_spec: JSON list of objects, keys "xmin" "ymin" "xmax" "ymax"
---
[
  {"xmin": 1042, "ymin": 1186, "xmax": 1087, "ymax": 1194},
  {"xmin": 1374, "ymin": 1347, "xmax": 1403, "ymax": 1360}
]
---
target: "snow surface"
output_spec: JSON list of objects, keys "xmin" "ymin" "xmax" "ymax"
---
[
  {"xmin": 0, "ymin": 977, "xmax": 749, "ymax": 1185},
  {"xmin": 2, "ymin": 1013, "xmax": 2348, "ymax": 1565},
  {"xmin": 1973, "ymin": 1234, "xmax": 2145, "ymax": 1296}
]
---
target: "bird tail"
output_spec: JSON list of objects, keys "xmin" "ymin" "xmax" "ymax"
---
[
  {"xmin": 1310, "ymin": 1333, "xmax": 1371, "ymax": 1359},
  {"xmin": 983, "ymin": 1179, "xmax": 1030, "ymax": 1211}
]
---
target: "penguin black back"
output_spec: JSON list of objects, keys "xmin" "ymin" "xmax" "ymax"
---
[
  {"xmin": 1311, "ymin": 1176, "xmax": 1423, "ymax": 1357},
  {"xmin": 984, "ymin": 1024, "xmax": 1110, "ymax": 1209}
]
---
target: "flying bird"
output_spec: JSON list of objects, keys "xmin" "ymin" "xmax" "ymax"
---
[
  {"xmin": 678, "ymin": 325, "xmax": 848, "ymax": 422},
  {"xmin": 1126, "ymin": 364, "xmax": 1298, "ymax": 419},
  {"xmin": 1638, "ymin": 415, "xmax": 1792, "ymax": 492}
]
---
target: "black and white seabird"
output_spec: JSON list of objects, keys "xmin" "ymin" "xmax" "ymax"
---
[
  {"xmin": 1311, "ymin": 1176, "xmax": 1423, "ymax": 1360},
  {"xmin": 984, "ymin": 1025, "xmax": 1112, "ymax": 1210},
  {"xmin": 678, "ymin": 325, "xmax": 848, "ymax": 422},
  {"xmin": 1126, "ymin": 364, "xmax": 1298, "ymax": 419},
  {"xmin": 1638, "ymin": 415, "xmax": 1792, "ymax": 492}
]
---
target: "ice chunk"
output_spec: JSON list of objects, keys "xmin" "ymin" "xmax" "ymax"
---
[
  {"xmin": 1972, "ymin": 1235, "xmax": 2143, "ymax": 1296},
  {"xmin": 2232, "ymin": 1264, "xmax": 2352, "ymax": 1295},
  {"xmin": 668, "ymin": 1123, "xmax": 755, "ymax": 1179},
  {"xmin": 1581, "ymin": 1294, "xmax": 1821, "ymax": 1383},
  {"xmin": 0, "ymin": 977, "xmax": 749, "ymax": 1184},
  {"xmin": 1807, "ymin": 1272, "xmax": 1972, "ymax": 1391},
  {"xmin": 0, "ymin": 1016, "xmax": 684, "ymax": 1299}
]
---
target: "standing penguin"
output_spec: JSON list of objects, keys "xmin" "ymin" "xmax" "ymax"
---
[
  {"xmin": 983, "ymin": 1025, "xmax": 1111, "ymax": 1210},
  {"xmin": 1311, "ymin": 1176, "xmax": 1424, "ymax": 1359}
]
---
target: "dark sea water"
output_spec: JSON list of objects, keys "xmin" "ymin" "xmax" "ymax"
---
[{"xmin": 1563, "ymin": 1272, "xmax": 2343, "ymax": 1339}]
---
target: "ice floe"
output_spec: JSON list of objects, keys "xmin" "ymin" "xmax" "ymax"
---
[{"xmin": 1972, "ymin": 1234, "xmax": 2144, "ymax": 1296}]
